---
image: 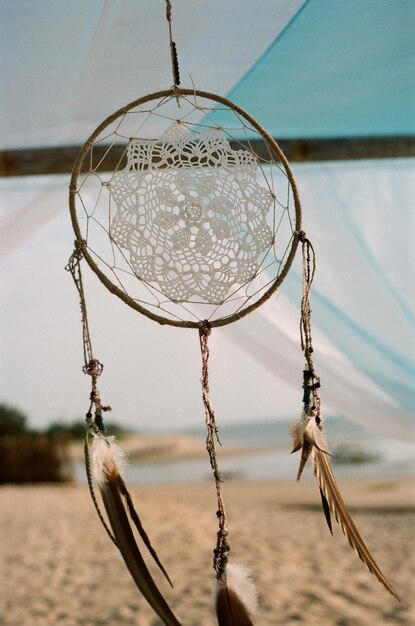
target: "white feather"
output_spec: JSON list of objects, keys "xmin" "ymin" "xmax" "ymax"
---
[
  {"xmin": 91, "ymin": 434, "xmax": 129, "ymax": 485},
  {"xmin": 303, "ymin": 413, "xmax": 330, "ymax": 454},
  {"xmin": 215, "ymin": 563, "xmax": 258, "ymax": 616}
]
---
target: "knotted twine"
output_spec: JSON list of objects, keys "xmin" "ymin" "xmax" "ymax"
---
[
  {"xmin": 66, "ymin": 243, "xmax": 116, "ymax": 545},
  {"xmin": 199, "ymin": 321, "xmax": 230, "ymax": 580},
  {"xmin": 298, "ymin": 231, "xmax": 321, "ymax": 422}
]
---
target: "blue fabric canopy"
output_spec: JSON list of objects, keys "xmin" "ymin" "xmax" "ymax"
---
[{"xmin": 219, "ymin": 0, "xmax": 415, "ymax": 138}]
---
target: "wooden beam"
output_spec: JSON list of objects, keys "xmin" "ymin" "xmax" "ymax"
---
[{"xmin": 1, "ymin": 136, "xmax": 414, "ymax": 177}]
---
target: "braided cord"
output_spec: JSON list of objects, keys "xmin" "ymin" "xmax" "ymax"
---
[
  {"xmin": 199, "ymin": 322, "xmax": 230, "ymax": 579},
  {"xmin": 66, "ymin": 241, "xmax": 93, "ymax": 366},
  {"xmin": 299, "ymin": 232, "xmax": 321, "ymax": 420},
  {"xmin": 66, "ymin": 244, "xmax": 115, "ymax": 542}
]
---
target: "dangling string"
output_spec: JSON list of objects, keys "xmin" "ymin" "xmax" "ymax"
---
[
  {"xmin": 66, "ymin": 242, "xmax": 111, "ymax": 427},
  {"xmin": 66, "ymin": 241, "xmax": 94, "ymax": 367},
  {"xmin": 165, "ymin": 0, "xmax": 181, "ymax": 88},
  {"xmin": 299, "ymin": 231, "xmax": 316, "ymax": 365},
  {"xmin": 199, "ymin": 321, "xmax": 230, "ymax": 580},
  {"xmin": 291, "ymin": 234, "xmax": 403, "ymax": 602},
  {"xmin": 66, "ymin": 243, "xmax": 116, "ymax": 546},
  {"xmin": 67, "ymin": 249, "xmax": 185, "ymax": 623},
  {"xmin": 298, "ymin": 231, "xmax": 321, "ymax": 423}
]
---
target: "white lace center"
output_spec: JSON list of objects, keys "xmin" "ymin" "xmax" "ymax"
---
[{"xmin": 109, "ymin": 124, "xmax": 274, "ymax": 304}]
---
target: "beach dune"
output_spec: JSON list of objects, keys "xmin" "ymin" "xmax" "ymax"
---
[{"xmin": 0, "ymin": 478, "xmax": 413, "ymax": 626}]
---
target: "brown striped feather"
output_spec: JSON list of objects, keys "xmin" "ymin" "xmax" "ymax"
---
[
  {"xmin": 215, "ymin": 585, "xmax": 255, "ymax": 626},
  {"xmin": 313, "ymin": 448, "xmax": 402, "ymax": 602},
  {"xmin": 296, "ymin": 440, "xmax": 313, "ymax": 481},
  {"xmin": 114, "ymin": 471, "xmax": 173, "ymax": 587},
  {"xmin": 100, "ymin": 466, "xmax": 183, "ymax": 626},
  {"xmin": 319, "ymin": 487, "xmax": 333, "ymax": 534}
]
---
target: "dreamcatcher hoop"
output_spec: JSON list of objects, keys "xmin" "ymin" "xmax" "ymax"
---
[
  {"xmin": 67, "ymin": 2, "xmax": 402, "ymax": 621},
  {"xmin": 69, "ymin": 87, "xmax": 302, "ymax": 329}
]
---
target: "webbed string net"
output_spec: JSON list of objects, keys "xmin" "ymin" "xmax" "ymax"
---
[
  {"xmin": 67, "ymin": 4, "xmax": 402, "ymax": 625},
  {"xmin": 70, "ymin": 90, "xmax": 300, "ymax": 328}
]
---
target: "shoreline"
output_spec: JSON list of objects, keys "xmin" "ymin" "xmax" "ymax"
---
[
  {"xmin": 69, "ymin": 432, "xmax": 282, "ymax": 464},
  {"xmin": 69, "ymin": 431, "xmax": 415, "ymax": 488}
]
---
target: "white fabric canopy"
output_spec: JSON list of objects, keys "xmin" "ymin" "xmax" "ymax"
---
[
  {"xmin": 1, "ymin": 159, "xmax": 413, "ymax": 439},
  {"xmin": 0, "ymin": 1, "xmax": 413, "ymax": 440}
]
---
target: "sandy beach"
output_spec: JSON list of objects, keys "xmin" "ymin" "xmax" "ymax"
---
[{"xmin": 0, "ymin": 475, "xmax": 413, "ymax": 626}]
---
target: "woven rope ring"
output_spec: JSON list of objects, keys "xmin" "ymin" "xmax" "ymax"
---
[{"xmin": 69, "ymin": 88, "xmax": 302, "ymax": 328}]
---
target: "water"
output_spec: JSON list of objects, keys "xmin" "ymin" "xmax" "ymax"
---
[{"xmin": 74, "ymin": 417, "xmax": 415, "ymax": 486}]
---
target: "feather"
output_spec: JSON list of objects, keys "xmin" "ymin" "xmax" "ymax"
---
[
  {"xmin": 307, "ymin": 417, "xmax": 329, "ymax": 454},
  {"xmin": 290, "ymin": 423, "xmax": 303, "ymax": 453},
  {"xmin": 91, "ymin": 435, "xmax": 172, "ymax": 585},
  {"xmin": 313, "ymin": 447, "xmax": 402, "ymax": 602},
  {"xmin": 319, "ymin": 487, "xmax": 333, "ymax": 534},
  {"xmin": 91, "ymin": 435, "xmax": 182, "ymax": 626},
  {"xmin": 296, "ymin": 440, "xmax": 313, "ymax": 481},
  {"xmin": 91, "ymin": 434, "xmax": 128, "ymax": 485},
  {"xmin": 115, "ymin": 471, "xmax": 173, "ymax": 587},
  {"xmin": 215, "ymin": 564, "xmax": 257, "ymax": 626},
  {"xmin": 291, "ymin": 412, "xmax": 330, "ymax": 481}
]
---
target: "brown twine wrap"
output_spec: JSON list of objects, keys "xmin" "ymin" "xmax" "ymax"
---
[
  {"xmin": 69, "ymin": 88, "xmax": 302, "ymax": 329},
  {"xmin": 299, "ymin": 231, "xmax": 316, "ymax": 370},
  {"xmin": 199, "ymin": 321, "xmax": 230, "ymax": 578},
  {"xmin": 165, "ymin": 0, "xmax": 180, "ymax": 86},
  {"xmin": 299, "ymin": 231, "xmax": 321, "ymax": 420}
]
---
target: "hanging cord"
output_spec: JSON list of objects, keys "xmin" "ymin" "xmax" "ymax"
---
[
  {"xmin": 298, "ymin": 231, "xmax": 321, "ymax": 421},
  {"xmin": 66, "ymin": 243, "xmax": 116, "ymax": 546},
  {"xmin": 66, "ymin": 241, "xmax": 93, "ymax": 366},
  {"xmin": 199, "ymin": 321, "xmax": 230, "ymax": 580},
  {"xmin": 165, "ymin": 0, "xmax": 181, "ymax": 87},
  {"xmin": 65, "ymin": 243, "xmax": 111, "ymax": 427}
]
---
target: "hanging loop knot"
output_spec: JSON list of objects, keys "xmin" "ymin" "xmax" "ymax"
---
[
  {"xmin": 83, "ymin": 358, "xmax": 104, "ymax": 379},
  {"xmin": 198, "ymin": 320, "xmax": 229, "ymax": 577},
  {"xmin": 199, "ymin": 319, "xmax": 212, "ymax": 338},
  {"xmin": 65, "ymin": 240, "xmax": 83, "ymax": 273},
  {"xmin": 74, "ymin": 237, "xmax": 87, "ymax": 250},
  {"xmin": 65, "ymin": 239, "xmax": 87, "ymax": 271}
]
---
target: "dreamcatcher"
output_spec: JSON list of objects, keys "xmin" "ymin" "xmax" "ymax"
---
[{"xmin": 67, "ymin": 2, "xmax": 401, "ymax": 623}]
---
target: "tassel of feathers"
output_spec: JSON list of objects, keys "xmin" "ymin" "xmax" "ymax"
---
[
  {"xmin": 90, "ymin": 433, "xmax": 183, "ymax": 626},
  {"xmin": 293, "ymin": 234, "xmax": 402, "ymax": 602},
  {"xmin": 291, "ymin": 415, "xmax": 402, "ymax": 602},
  {"xmin": 312, "ymin": 446, "xmax": 402, "ymax": 602},
  {"xmin": 215, "ymin": 564, "xmax": 257, "ymax": 626}
]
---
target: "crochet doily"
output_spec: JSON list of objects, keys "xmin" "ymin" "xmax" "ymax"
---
[{"xmin": 109, "ymin": 124, "xmax": 274, "ymax": 304}]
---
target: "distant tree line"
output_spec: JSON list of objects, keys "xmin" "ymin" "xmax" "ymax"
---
[
  {"xmin": 0, "ymin": 403, "xmax": 28, "ymax": 437},
  {"xmin": 0, "ymin": 402, "xmax": 132, "ymax": 440},
  {"xmin": 0, "ymin": 403, "xmax": 132, "ymax": 483}
]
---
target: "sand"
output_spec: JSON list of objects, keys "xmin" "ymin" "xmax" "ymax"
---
[{"xmin": 0, "ymin": 477, "xmax": 413, "ymax": 626}]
